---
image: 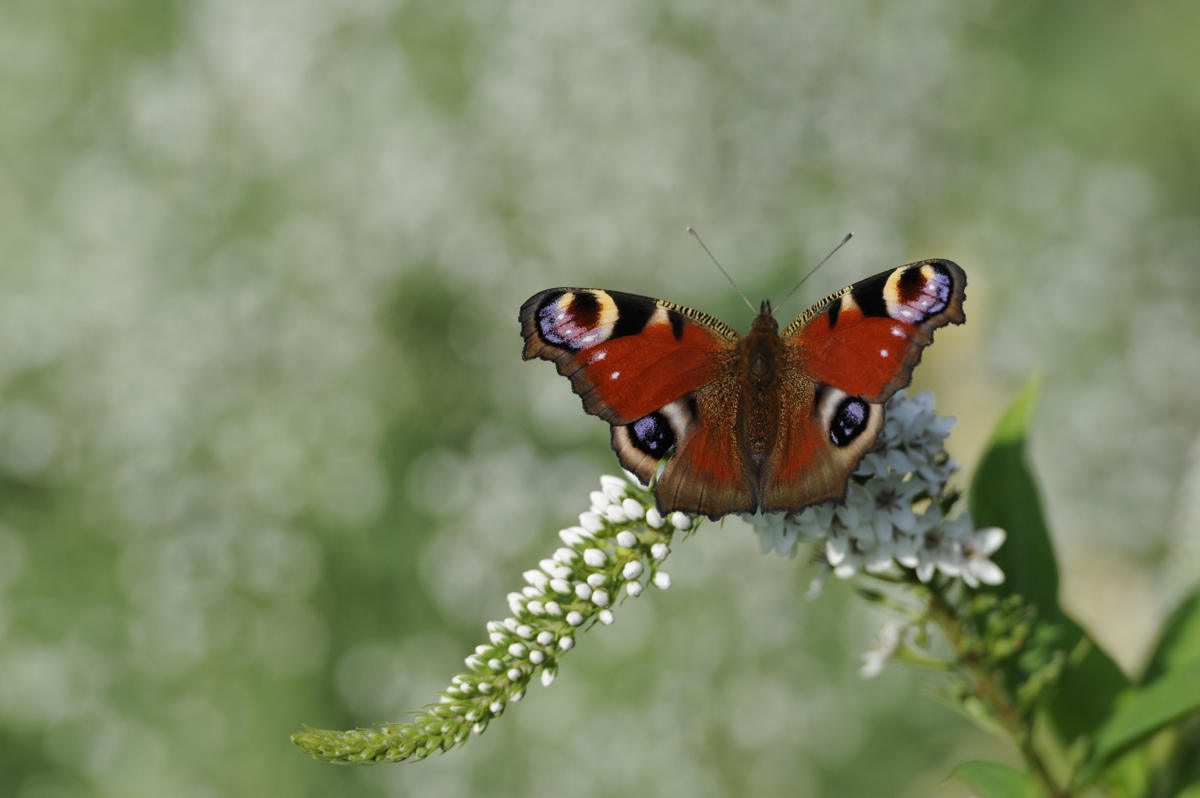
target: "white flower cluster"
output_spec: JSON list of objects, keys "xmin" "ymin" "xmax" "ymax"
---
[
  {"xmin": 439, "ymin": 475, "xmax": 685, "ymax": 735},
  {"xmin": 745, "ymin": 390, "xmax": 1005, "ymax": 588}
]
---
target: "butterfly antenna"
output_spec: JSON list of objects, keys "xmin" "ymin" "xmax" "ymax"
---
[
  {"xmin": 687, "ymin": 227, "xmax": 755, "ymax": 313},
  {"xmin": 771, "ymin": 232, "xmax": 854, "ymax": 318}
]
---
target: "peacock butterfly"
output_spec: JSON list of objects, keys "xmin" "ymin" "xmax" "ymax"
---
[{"xmin": 520, "ymin": 260, "xmax": 966, "ymax": 519}]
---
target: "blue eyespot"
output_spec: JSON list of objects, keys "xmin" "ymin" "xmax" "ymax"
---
[
  {"xmin": 630, "ymin": 412, "xmax": 674, "ymax": 455},
  {"xmin": 830, "ymin": 397, "xmax": 868, "ymax": 447}
]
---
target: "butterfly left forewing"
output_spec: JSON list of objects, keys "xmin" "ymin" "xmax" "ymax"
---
[
  {"xmin": 520, "ymin": 288, "xmax": 754, "ymax": 505},
  {"xmin": 760, "ymin": 259, "xmax": 966, "ymax": 512}
]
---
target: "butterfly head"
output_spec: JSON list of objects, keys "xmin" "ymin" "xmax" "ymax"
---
[{"xmin": 752, "ymin": 300, "xmax": 779, "ymax": 333}]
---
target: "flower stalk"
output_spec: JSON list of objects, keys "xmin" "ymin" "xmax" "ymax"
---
[
  {"xmin": 924, "ymin": 581, "xmax": 1066, "ymax": 797},
  {"xmin": 293, "ymin": 474, "xmax": 691, "ymax": 763}
]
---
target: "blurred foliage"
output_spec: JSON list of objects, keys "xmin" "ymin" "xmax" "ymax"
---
[{"xmin": 0, "ymin": 0, "xmax": 1199, "ymax": 796}]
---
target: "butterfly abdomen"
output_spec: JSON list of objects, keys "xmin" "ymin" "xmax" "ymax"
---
[{"xmin": 737, "ymin": 309, "xmax": 786, "ymax": 471}]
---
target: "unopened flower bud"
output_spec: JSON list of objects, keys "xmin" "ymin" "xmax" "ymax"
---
[
  {"xmin": 508, "ymin": 643, "xmax": 526, "ymax": 658},
  {"xmin": 586, "ymin": 573, "xmax": 606, "ymax": 587},
  {"xmin": 575, "ymin": 583, "xmax": 592, "ymax": 600},
  {"xmin": 615, "ymin": 530, "xmax": 638, "ymax": 548},
  {"xmin": 621, "ymin": 498, "xmax": 645, "ymax": 519},
  {"xmin": 537, "ymin": 631, "xmax": 555, "ymax": 645},
  {"xmin": 646, "ymin": 508, "xmax": 664, "ymax": 528},
  {"xmin": 654, "ymin": 571, "xmax": 672, "ymax": 590},
  {"xmin": 651, "ymin": 543, "xmax": 669, "ymax": 560},
  {"xmin": 591, "ymin": 589, "xmax": 609, "ymax": 607},
  {"xmin": 539, "ymin": 559, "xmax": 571, "ymax": 579},
  {"xmin": 523, "ymin": 570, "xmax": 549, "ymax": 588},
  {"xmin": 626, "ymin": 581, "xmax": 644, "ymax": 597},
  {"xmin": 598, "ymin": 609, "xmax": 614, "ymax": 625},
  {"xmin": 583, "ymin": 548, "xmax": 607, "ymax": 567},
  {"xmin": 529, "ymin": 650, "xmax": 545, "ymax": 664},
  {"xmin": 600, "ymin": 475, "xmax": 628, "ymax": 499},
  {"xmin": 623, "ymin": 560, "xmax": 644, "ymax": 579},
  {"xmin": 566, "ymin": 611, "xmax": 584, "ymax": 626},
  {"xmin": 559, "ymin": 636, "xmax": 574, "ymax": 651},
  {"xmin": 670, "ymin": 512, "xmax": 691, "ymax": 530},
  {"xmin": 579, "ymin": 512, "xmax": 605, "ymax": 533}
]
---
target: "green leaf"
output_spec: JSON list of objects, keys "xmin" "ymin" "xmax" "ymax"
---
[
  {"xmin": 1143, "ymin": 587, "xmax": 1200, "ymax": 684},
  {"xmin": 951, "ymin": 760, "xmax": 1035, "ymax": 798},
  {"xmin": 969, "ymin": 376, "xmax": 1058, "ymax": 619},
  {"xmin": 1139, "ymin": 589, "xmax": 1200, "ymax": 798},
  {"xmin": 1049, "ymin": 616, "xmax": 1130, "ymax": 745},
  {"xmin": 1076, "ymin": 663, "xmax": 1200, "ymax": 788},
  {"xmin": 968, "ymin": 377, "xmax": 1129, "ymax": 744}
]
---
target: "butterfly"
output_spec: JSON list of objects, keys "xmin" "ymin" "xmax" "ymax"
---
[{"xmin": 520, "ymin": 260, "xmax": 966, "ymax": 519}]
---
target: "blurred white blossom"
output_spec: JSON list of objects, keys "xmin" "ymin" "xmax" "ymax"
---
[{"xmin": 860, "ymin": 621, "xmax": 904, "ymax": 679}]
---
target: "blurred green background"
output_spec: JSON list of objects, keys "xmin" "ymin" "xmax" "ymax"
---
[{"xmin": 1, "ymin": 0, "xmax": 1200, "ymax": 796}]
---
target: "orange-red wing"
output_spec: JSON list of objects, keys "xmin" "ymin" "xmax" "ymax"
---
[
  {"xmin": 760, "ymin": 260, "xmax": 965, "ymax": 512},
  {"xmin": 759, "ymin": 381, "xmax": 884, "ymax": 512},
  {"xmin": 783, "ymin": 260, "xmax": 966, "ymax": 402},
  {"xmin": 520, "ymin": 288, "xmax": 739, "ymax": 424},
  {"xmin": 651, "ymin": 371, "xmax": 757, "ymax": 519},
  {"xmin": 521, "ymin": 288, "xmax": 748, "ymax": 492}
]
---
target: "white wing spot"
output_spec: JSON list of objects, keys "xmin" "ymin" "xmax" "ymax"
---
[
  {"xmin": 891, "ymin": 326, "xmax": 906, "ymax": 337},
  {"xmin": 880, "ymin": 349, "xmax": 889, "ymax": 358},
  {"xmin": 610, "ymin": 371, "xmax": 621, "ymax": 380},
  {"xmin": 591, "ymin": 351, "xmax": 607, "ymax": 362}
]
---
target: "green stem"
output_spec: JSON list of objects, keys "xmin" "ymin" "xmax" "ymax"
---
[{"xmin": 924, "ymin": 583, "xmax": 1068, "ymax": 798}]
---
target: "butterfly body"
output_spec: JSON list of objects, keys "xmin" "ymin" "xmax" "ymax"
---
[{"xmin": 521, "ymin": 260, "xmax": 965, "ymax": 519}]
